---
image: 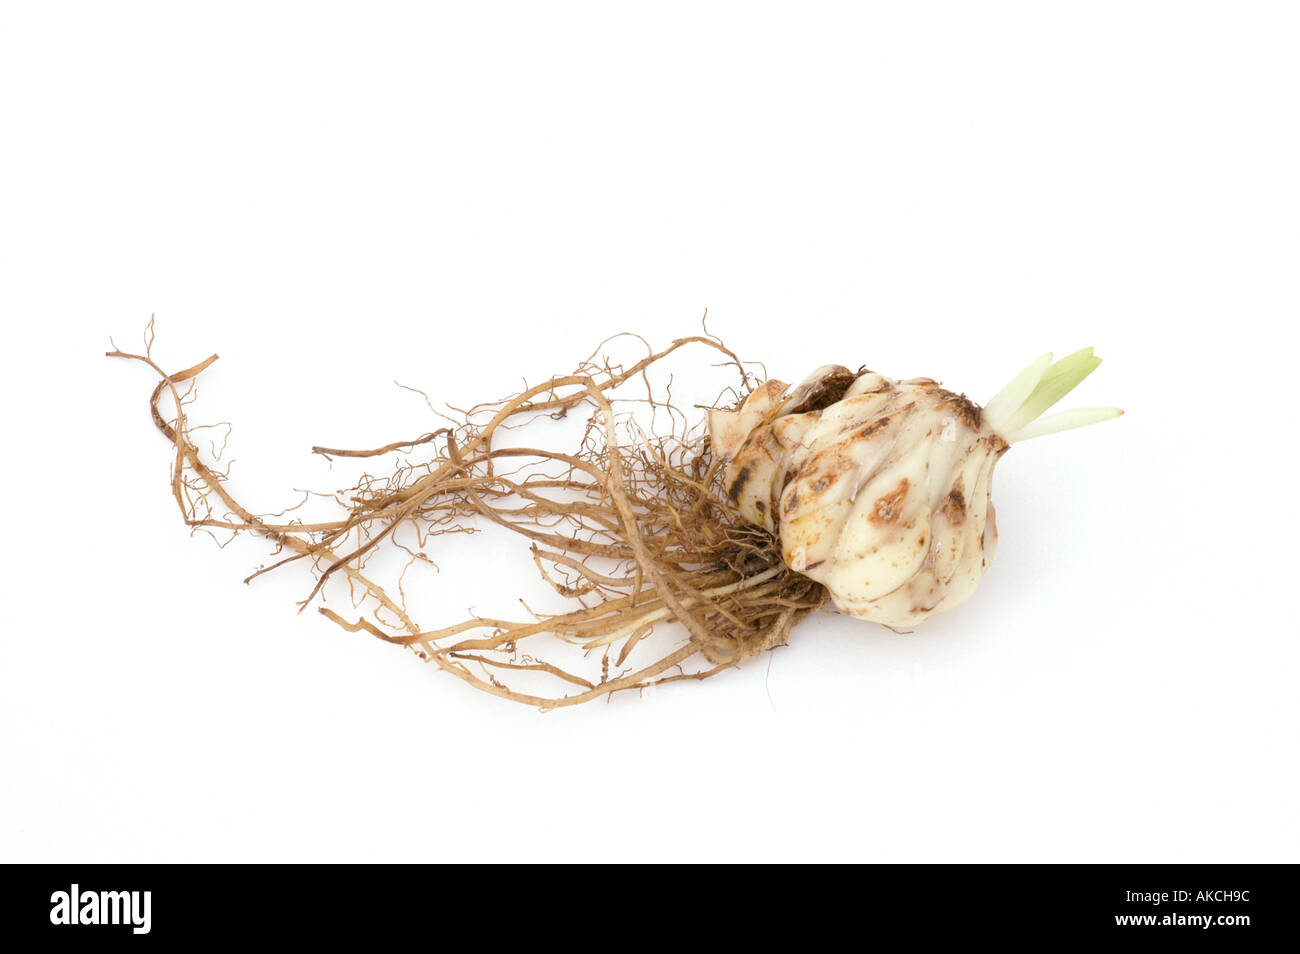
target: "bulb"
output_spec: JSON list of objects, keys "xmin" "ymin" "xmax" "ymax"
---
[{"xmin": 709, "ymin": 365, "xmax": 1008, "ymax": 628}]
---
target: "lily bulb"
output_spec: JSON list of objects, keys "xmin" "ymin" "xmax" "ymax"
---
[{"xmin": 708, "ymin": 350, "xmax": 1121, "ymax": 628}]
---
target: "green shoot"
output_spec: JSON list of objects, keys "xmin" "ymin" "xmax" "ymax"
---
[
  {"xmin": 1007, "ymin": 406, "xmax": 1124, "ymax": 443},
  {"xmin": 982, "ymin": 352, "xmax": 1053, "ymax": 434},
  {"xmin": 985, "ymin": 347, "xmax": 1122, "ymax": 441}
]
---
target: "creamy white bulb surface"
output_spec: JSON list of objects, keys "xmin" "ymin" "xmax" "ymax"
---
[{"xmin": 709, "ymin": 366, "xmax": 1009, "ymax": 628}]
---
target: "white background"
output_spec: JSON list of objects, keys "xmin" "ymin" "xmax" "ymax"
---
[{"xmin": 2, "ymin": 2, "xmax": 1297, "ymax": 862}]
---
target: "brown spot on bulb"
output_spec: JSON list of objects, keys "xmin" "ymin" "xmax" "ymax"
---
[
  {"xmin": 869, "ymin": 478, "xmax": 910, "ymax": 525},
  {"xmin": 854, "ymin": 415, "xmax": 892, "ymax": 440},
  {"xmin": 935, "ymin": 389, "xmax": 981, "ymax": 429},
  {"xmin": 727, "ymin": 465, "xmax": 751, "ymax": 504}
]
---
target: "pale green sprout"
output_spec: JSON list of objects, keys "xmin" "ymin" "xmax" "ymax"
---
[{"xmin": 984, "ymin": 347, "xmax": 1123, "ymax": 443}]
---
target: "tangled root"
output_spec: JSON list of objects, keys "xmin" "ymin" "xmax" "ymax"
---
[{"xmin": 108, "ymin": 321, "xmax": 826, "ymax": 710}]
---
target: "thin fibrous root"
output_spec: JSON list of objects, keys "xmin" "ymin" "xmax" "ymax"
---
[{"xmin": 109, "ymin": 324, "xmax": 826, "ymax": 709}]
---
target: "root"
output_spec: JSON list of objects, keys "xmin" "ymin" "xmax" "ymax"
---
[{"xmin": 108, "ymin": 321, "xmax": 826, "ymax": 710}]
